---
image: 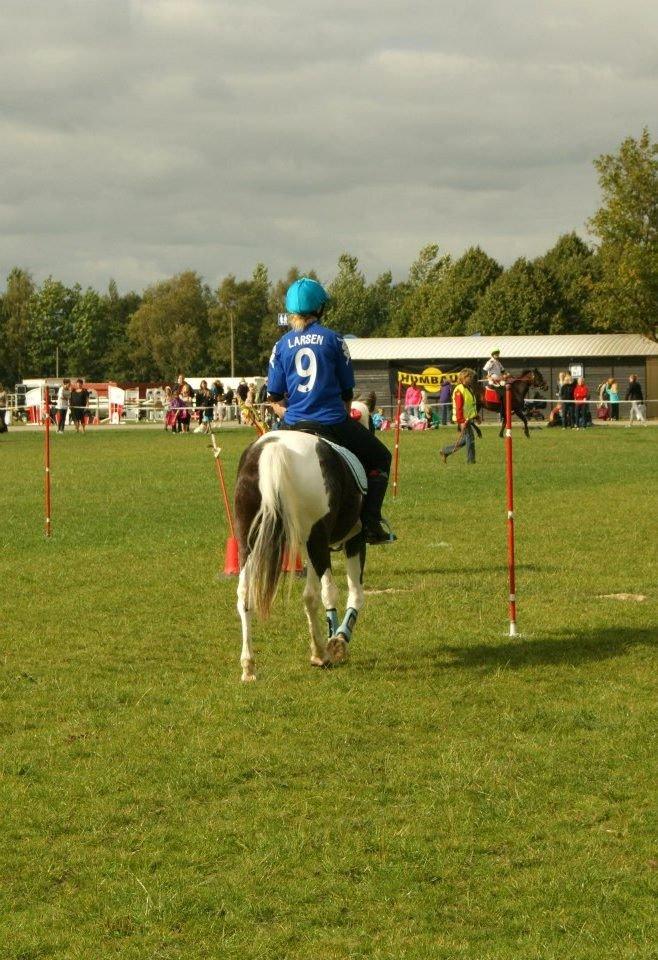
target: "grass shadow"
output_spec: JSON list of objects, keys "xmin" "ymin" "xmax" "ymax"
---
[
  {"xmin": 355, "ymin": 627, "xmax": 656, "ymax": 676},
  {"xmin": 380, "ymin": 563, "xmax": 555, "ymax": 579},
  {"xmin": 440, "ymin": 626, "xmax": 657, "ymax": 671}
]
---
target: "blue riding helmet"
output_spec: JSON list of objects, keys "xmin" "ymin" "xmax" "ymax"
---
[{"xmin": 285, "ymin": 278, "xmax": 329, "ymax": 315}]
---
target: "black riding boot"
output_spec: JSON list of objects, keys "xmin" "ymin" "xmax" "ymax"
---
[{"xmin": 362, "ymin": 473, "xmax": 396, "ymax": 545}]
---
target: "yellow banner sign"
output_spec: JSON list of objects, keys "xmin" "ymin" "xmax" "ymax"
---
[{"xmin": 397, "ymin": 366, "xmax": 459, "ymax": 394}]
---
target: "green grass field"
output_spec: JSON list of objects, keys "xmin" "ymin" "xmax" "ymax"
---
[{"xmin": 1, "ymin": 424, "xmax": 656, "ymax": 959}]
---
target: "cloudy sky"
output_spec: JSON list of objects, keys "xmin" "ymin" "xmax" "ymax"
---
[{"xmin": 2, "ymin": 0, "xmax": 657, "ymax": 292}]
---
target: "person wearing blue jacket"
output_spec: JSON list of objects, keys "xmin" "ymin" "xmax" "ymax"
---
[{"xmin": 267, "ymin": 278, "xmax": 395, "ymax": 545}]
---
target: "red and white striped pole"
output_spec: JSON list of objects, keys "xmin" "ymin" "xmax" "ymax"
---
[
  {"xmin": 43, "ymin": 384, "xmax": 52, "ymax": 538},
  {"xmin": 392, "ymin": 379, "xmax": 402, "ymax": 497},
  {"xmin": 211, "ymin": 434, "xmax": 239, "ymax": 575},
  {"xmin": 504, "ymin": 383, "xmax": 517, "ymax": 636}
]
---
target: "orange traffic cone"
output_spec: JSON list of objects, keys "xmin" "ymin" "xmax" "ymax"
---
[
  {"xmin": 282, "ymin": 550, "xmax": 304, "ymax": 574},
  {"xmin": 223, "ymin": 536, "xmax": 240, "ymax": 576}
]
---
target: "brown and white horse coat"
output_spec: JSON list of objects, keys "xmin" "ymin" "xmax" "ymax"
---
[{"xmin": 234, "ymin": 431, "xmax": 366, "ymax": 682}]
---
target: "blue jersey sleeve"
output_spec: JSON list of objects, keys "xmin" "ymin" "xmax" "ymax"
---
[
  {"xmin": 267, "ymin": 342, "xmax": 286, "ymax": 396},
  {"xmin": 334, "ymin": 334, "xmax": 355, "ymax": 393}
]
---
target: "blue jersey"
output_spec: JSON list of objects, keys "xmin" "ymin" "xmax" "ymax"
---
[{"xmin": 267, "ymin": 322, "xmax": 355, "ymax": 425}]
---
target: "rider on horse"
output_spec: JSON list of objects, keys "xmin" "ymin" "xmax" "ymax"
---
[
  {"xmin": 267, "ymin": 278, "xmax": 396, "ymax": 545},
  {"xmin": 483, "ymin": 348, "xmax": 509, "ymax": 412}
]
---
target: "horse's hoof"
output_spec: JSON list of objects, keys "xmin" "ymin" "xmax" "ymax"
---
[
  {"xmin": 310, "ymin": 655, "xmax": 332, "ymax": 668},
  {"xmin": 241, "ymin": 659, "xmax": 256, "ymax": 682},
  {"xmin": 327, "ymin": 636, "xmax": 349, "ymax": 665}
]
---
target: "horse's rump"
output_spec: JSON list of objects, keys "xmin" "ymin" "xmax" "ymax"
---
[{"xmin": 237, "ymin": 433, "xmax": 332, "ymax": 617}]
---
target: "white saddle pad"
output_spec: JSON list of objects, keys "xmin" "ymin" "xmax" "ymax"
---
[{"xmin": 320, "ymin": 439, "xmax": 368, "ymax": 494}]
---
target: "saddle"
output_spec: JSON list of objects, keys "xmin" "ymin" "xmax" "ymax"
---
[
  {"xmin": 283, "ymin": 421, "xmax": 368, "ymax": 494},
  {"xmin": 484, "ymin": 386, "xmax": 501, "ymax": 406},
  {"xmin": 319, "ymin": 439, "xmax": 368, "ymax": 494}
]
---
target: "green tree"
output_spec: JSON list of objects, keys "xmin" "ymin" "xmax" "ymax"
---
[
  {"xmin": 102, "ymin": 280, "xmax": 142, "ymax": 380},
  {"xmin": 326, "ymin": 254, "xmax": 375, "ymax": 336},
  {"xmin": 67, "ymin": 286, "xmax": 111, "ymax": 379},
  {"xmin": 27, "ymin": 277, "xmax": 77, "ymax": 377},
  {"xmin": 387, "ymin": 244, "xmax": 452, "ymax": 336},
  {"xmin": 468, "ymin": 258, "xmax": 561, "ymax": 335},
  {"xmin": 1, "ymin": 268, "xmax": 35, "ymax": 381},
  {"xmin": 366, "ymin": 271, "xmax": 394, "ymax": 336},
  {"xmin": 415, "ymin": 246, "xmax": 502, "ymax": 337},
  {"xmin": 210, "ymin": 267, "xmax": 270, "ymax": 376},
  {"xmin": 588, "ymin": 128, "xmax": 658, "ymax": 340},
  {"xmin": 536, "ymin": 233, "xmax": 598, "ymax": 334},
  {"xmin": 128, "ymin": 271, "xmax": 211, "ymax": 380}
]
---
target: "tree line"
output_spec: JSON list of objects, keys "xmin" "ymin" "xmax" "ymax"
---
[{"xmin": 1, "ymin": 130, "xmax": 656, "ymax": 386}]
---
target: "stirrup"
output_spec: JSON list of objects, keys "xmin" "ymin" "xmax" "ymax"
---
[{"xmin": 363, "ymin": 518, "xmax": 397, "ymax": 545}]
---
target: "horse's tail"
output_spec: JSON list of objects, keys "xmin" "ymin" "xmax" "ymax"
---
[{"xmin": 247, "ymin": 438, "xmax": 305, "ymax": 619}]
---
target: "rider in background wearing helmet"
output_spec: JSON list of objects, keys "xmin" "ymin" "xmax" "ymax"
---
[
  {"xmin": 484, "ymin": 348, "xmax": 507, "ymax": 388},
  {"xmin": 483, "ymin": 347, "xmax": 508, "ymax": 416},
  {"xmin": 267, "ymin": 277, "xmax": 395, "ymax": 545}
]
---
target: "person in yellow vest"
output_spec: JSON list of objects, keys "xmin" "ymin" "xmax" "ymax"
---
[{"xmin": 439, "ymin": 368, "xmax": 480, "ymax": 465}]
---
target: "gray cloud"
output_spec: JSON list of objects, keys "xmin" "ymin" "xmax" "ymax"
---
[{"xmin": 1, "ymin": 0, "xmax": 657, "ymax": 291}]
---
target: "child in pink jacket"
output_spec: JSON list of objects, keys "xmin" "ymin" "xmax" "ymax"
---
[{"xmin": 404, "ymin": 384, "xmax": 423, "ymax": 420}]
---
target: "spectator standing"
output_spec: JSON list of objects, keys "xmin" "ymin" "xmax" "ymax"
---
[
  {"xmin": 625, "ymin": 375, "xmax": 647, "ymax": 426},
  {"xmin": 598, "ymin": 380, "xmax": 611, "ymax": 420},
  {"xmin": 438, "ymin": 377, "xmax": 452, "ymax": 425},
  {"xmin": 69, "ymin": 379, "xmax": 90, "ymax": 433},
  {"xmin": 163, "ymin": 386, "xmax": 173, "ymax": 430},
  {"xmin": 176, "ymin": 373, "xmax": 193, "ymax": 395},
  {"xmin": 0, "ymin": 383, "xmax": 8, "ymax": 433},
  {"xmin": 167, "ymin": 391, "xmax": 184, "ymax": 432},
  {"xmin": 439, "ymin": 369, "xmax": 480, "ymax": 465},
  {"xmin": 236, "ymin": 378, "xmax": 249, "ymax": 422},
  {"xmin": 210, "ymin": 380, "xmax": 225, "ymax": 425},
  {"xmin": 404, "ymin": 383, "xmax": 422, "ymax": 420},
  {"xmin": 608, "ymin": 380, "xmax": 620, "ymax": 421},
  {"xmin": 56, "ymin": 378, "xmax": 71, "ymax": 432},
  {"xmin": 559, "ymin": 373, "xmax": 574, "ymax": 429},
  {"xmin": 224, "ymin": 386, "xmax": 234, "ymax": 421},
  {"xmin": 236, "ymin": 378, "xmax": 249, "ymax": 403},
  {"xmin": 572, "ymin": 377, "xmax": 590, "ymax": 429},
  {"xmin": 180, "ymin": 384, "xmax": 194, "ymax": 432},
  {"xmin": 196, "ymin": 380, "xmax": 213, "ymax": 434}
]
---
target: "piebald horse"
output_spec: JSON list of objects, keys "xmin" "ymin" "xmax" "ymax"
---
[{"xmin": 234, "ymin": 431, "xmax": 366, "ymax": 682}]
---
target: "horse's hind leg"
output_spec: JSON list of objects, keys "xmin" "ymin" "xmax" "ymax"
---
[
  {"xmin": 320, "ymin": 569, "xmax": 340, "ymax": 639},
  {"xmin": 237, "ymin": 559, "xmax": 256, "ymax": 682},
  {"xmin": 519, "ymin": 411, "xmax": 530, "ymax": 437},
  {"xmin": 322, "ymin": 568, "xmax": 347, "ymax": 665},
  {"xmin": 328, "ymin": 532, "xmax": 365, "ymax": 664},
  {"xmin": 304, "ymin": 560, "xmax": 330, "ymax": 668}
]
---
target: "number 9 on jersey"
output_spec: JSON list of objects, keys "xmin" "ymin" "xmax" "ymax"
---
[{"xmin": 294, "ymin": 347, "xmax": 318, "ymax": 393}]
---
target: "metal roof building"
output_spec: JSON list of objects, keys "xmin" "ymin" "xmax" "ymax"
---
[{"xmin": 345, "ymin": 333, "xmax": 658, "ymax": 416}]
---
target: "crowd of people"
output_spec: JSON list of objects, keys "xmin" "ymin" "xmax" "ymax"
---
[
  {"xmin": 0, "ymin": 345, "xmax": 650, "ymax": 442},
  {"xmin": 164, "ymin": 376, "xmax": 269, "ymax": 434},
  {"xmin": 548, "ymin": 373, "xmax": 647, "ymax": 428},
  {"xmin": 399, "ymin": 378, "xmax": 454, "ymax": 430}
]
